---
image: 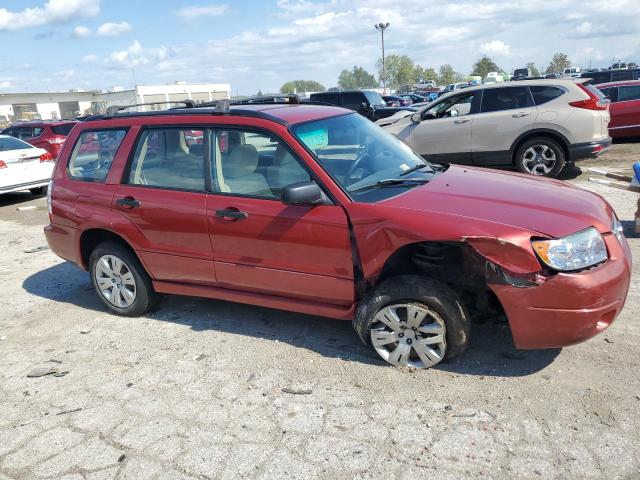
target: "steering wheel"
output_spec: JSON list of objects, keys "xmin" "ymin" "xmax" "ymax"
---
[{"xmin": 344, "ymin": 148, "xmax": 370, "ymax": 185}]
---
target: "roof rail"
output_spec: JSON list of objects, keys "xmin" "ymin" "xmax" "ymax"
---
[
  {"xmin": 105, "ymin": 100, "xmax": 196, "ymax": 117},
  {"xmin": 230, "ymin": 94, "xmax": 300, "ymax": 105}
]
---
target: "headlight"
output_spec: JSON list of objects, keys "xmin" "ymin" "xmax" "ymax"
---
[{"xmin": 532, "ymin": 227, "xmax": 607, "ymax": 271}]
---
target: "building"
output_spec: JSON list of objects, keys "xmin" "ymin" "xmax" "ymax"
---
[{"xmin": 0, "ymin": 82, "xmax": 231, "ymax": 123}]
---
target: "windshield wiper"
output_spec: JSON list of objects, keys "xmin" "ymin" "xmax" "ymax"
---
[
  {"xmin": 399, "ymin": 162, "xmax": 432, "ymax": 176},
  {"xmin": 349, "ymin": 178, "xmax": 430, "ymax": 193}
]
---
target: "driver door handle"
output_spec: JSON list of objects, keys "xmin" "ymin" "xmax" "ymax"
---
[
  {"xmin": 215, "ymin": 208, "xmax": 248, "ymax": 221},
  {"xmin": 512, "ymin": 112, "xmax": 529, "ymax": 118},
  {"xmin": 454, "ymin": 119, "xmax": 470, "ymax": 124},
  {"xmin": 116, "ymin": 197, "xmax": 140, "ymax": 209}
]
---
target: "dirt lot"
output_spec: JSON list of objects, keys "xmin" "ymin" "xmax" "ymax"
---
[{"xmin": 1, "ymin": 144, "xmax": 639, "ymax": 480}]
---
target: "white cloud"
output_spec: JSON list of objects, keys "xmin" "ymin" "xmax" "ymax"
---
[
  {"xmin": 97, "ymin": 21, "xmax": 132, "ymax": 37},
  {"xmin": 0, "ymin": 80, "xmax": 11, "ymax": 89},
  {"xmin": 0, "ymin": 0, "xmax": 100, "ymax": 31},
  {"xmin": 83, "ymin": 53, "xmax": 98, "ymax": 62},
  {"xmin": 480, "ymin": 40, "xmax": 512, "ymax": 57},
  {"xmin": 107, "ymin": 40, "xmax": 169, "ymax": 68},
  {"xmin": 72, "ymin": 25, "xmax": 91, "ymax": 38},
  {"xmin": 175, "ymin": 5, "xmax": 229, "ymax": 19}
]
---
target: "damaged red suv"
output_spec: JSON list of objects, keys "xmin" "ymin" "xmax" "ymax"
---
[{"xmin": 44, "ymin": 100, "xmax": 632, "ymax": 368}]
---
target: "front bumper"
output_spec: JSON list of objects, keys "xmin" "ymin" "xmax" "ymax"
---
[
  {"xmin": 568, "ymin": 137, "xmax": 612, "ymax": 162},
  {"xmin": 490, "ymin": 234, "xmax": 632, "ymax": 349}
]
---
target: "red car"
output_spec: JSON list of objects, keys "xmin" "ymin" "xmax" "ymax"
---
[
  {"xmin": 44, "ymin": 101, "xmax": 632, "ymax": 369},
  {"xmin": 595, "ymin": 80, "xmax": 640, "ymax": 138},
  {"xmin": 1, "ymin": 120, "xmax": 77, "ymax": 158}
]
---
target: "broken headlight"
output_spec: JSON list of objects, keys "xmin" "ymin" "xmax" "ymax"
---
[{"xmin": 531, "ymin": 227, "xmax": 607, "ymax": 272}]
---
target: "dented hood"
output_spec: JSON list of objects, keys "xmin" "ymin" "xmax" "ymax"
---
[{"xmin": 381, "ymin": 165, "xmax": 614, "ymax": 238}]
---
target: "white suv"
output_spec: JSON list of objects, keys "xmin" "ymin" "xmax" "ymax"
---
[{"xmin": 377, "ymin": 79, "xmax": 611, "ymax": 177}]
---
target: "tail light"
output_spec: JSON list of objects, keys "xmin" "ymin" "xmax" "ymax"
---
[
  {"xmin": 569, "ymin": 84, "xmax": 609, "ymax": 110},
  {"xmin": 40, "ymin": 152, "xmax": 54, "ymax": 162},
  {"xmin": 0, "ymin": 160, "xmax": 6, "ymax": 169}
]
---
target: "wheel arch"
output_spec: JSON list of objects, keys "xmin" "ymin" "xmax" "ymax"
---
[
  {"xmin": 509, "ymin": 129, "xmax": 570, "ymax": 165},
  {"xmin": 79, "ymin": 228, "xmax": 142, "ymax": 271}
]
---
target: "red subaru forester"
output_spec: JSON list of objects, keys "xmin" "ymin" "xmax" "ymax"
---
[{"xmin": 44, "ymin": 100, "xmax": 632, "ymax": 368}]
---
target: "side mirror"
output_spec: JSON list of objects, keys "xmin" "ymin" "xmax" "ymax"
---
[
  {"xmin": 281, "ymin": 182, "xmax": 325, "ymax": 206},
  {"xmin": 411, "ymin": 112, "xmax": 422, "ymax": 123},
  {"xmin": 360, "ymin": 101, "xmax": 370, "ymax": 111}
]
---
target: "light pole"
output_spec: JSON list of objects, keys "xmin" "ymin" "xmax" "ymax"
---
[{"xmin": 375, "ymin": 22, "xmax": 390, "ymax": 92}]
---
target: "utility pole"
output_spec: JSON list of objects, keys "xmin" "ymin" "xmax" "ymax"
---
[{"xmin": 375, "ymin": 22, "xmax": 390, "ymax": 93}]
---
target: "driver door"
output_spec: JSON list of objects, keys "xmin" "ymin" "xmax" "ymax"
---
[{"xmin": 408, "ymin": 91, "xmax": 481, "ymax": 164}]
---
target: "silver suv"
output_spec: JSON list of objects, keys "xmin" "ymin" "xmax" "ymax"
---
[{"xmin": 377, "ymin": 79, "xmax": 611, "ymax": 177}]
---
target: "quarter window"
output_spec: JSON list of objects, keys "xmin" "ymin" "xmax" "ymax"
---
[
  {"xmin": 213, "ymin": 130, "xmax": 310, "ymax": 199},
  {"xmin": 617, "ymin": 85, "xmax": 640, "ymax": 102},
  {"xmin": 127, "ymin": 129, "xmax": 206, "ymax": 191},
  {"xmin": 68, "ymin": 129, "xmax": 127, "ymax": 182},
  {"xmin": 530, "ymin": 86, "xmax": 566, "ymax": 105},
  {"xmin": 481, "ymin": 87, "xmax": 533, "ymax": 113}
]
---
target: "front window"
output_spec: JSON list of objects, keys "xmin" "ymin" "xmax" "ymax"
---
[
  {"xmin": 292, "ymin": 113, "xmax": 441, "ymax": 202},
  {"xmin": 424, "ymin": 92, "xmax": 475, "ymax": 119}
]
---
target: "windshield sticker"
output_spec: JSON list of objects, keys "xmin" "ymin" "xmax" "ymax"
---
[{"xmin": 296, "ymin": 125, "xmax": 328, "ymax": 150}]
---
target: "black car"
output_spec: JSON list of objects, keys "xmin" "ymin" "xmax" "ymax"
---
[
  {"xmin": 309, "ymin": 91, "xmax": 409, "ymax": 121},
  {"xmin": 580, "ymin": 68, "xmax": 640, "ymax": 85}
]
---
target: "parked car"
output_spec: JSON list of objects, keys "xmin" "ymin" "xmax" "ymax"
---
[
  {"xmin": 383, "ymin": 95, "xmax": 412, "ymax": 107},
  {"xmin": 377, "ymin": 79, "xmax": 611, "ymax": 177},
  {"xmin": 44, "ymin": 100, "xmax": 631, "ymax": 369},
  {"xmin": 440, "ymin": 83, "xmax": 468, "ymax": 95},
  {"xmin": 595, "ymin": 80, "xmax": 640, "ymax": 138},
  {"xmin": 1, "ymin": 120, "xmax": 77, "ymax": 158},
  {"xmin": 309, "ymin": 91, "xmax": 408, "ymax": 121},
  {"xmin": 563, "ymin": 67, "xmax": 582, "ymax": 78},
  {"xmin": 0, "ymin": 135, "xmax": 54, "ymax": 195},
  {"xmin": 403, "ymin": 93, "xmax": 429, "ymax": 104},
  {"xmin": 512, "ymin": 68, "xmax": 532, "ymax": 80},
  {"xmin": 581, "ymin": 68, "xmax": 640, "ymax": 85}
]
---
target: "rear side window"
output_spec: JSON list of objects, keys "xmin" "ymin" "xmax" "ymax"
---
[
  {"xmin": 311, "ymin": 93, "xmax": 341, "ymax": 106},
  {"xmin": 16, "ymin": 127, "xmax": 34, "ymax": 139},
  {"xmin": 0, "ymin": 136, "xmax": 34, "ymax": 151},
  {"xmin": 127, "ymin": 128, "xmax": 206, "ymax": 192},
  {"xmin": 530, "ymin": 86, "xmax": 566, "ymax": 105},
  {"xmin": 52, "ymin": 124, "xmax": 75, "ymax": 135},
  {"xmin": 68, "ymin": 129, "xmax": 127, "ymax": 182},
  {"xmin": 618, "ymin": 85, "xmax": 640, "ymax": 102},
  {"xmin": 597, "ymin": 87, "xmax": 612, "ymax": 99},
  {"xmin": 32, "ymin": 127, "xmax": 44, "ymax": 137},
  {"xmin": 481, "ymin": 87, "xmax": 533, "ymax": 112}
]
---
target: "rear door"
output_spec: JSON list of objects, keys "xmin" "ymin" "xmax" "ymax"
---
[
  {"xmin": 206, "ymin": 127, "xmax": 354, "ymax": 306},
  {"xmin": 408, "ymin": 90, "xmax": 481, "ymax": 164},
  {"xmin": 472, "ymin": 86, "xmax": 537, "ymax": 165},
  {"xmin": 112, "ymin": 127, "xmax": 215, "ymax": 285}
]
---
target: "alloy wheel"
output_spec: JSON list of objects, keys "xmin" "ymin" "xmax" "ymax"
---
[
  {"xmin": 94, "ymin": 254, "xmax": 137, "ymax": 308},
  {"xmin": 522, "ymin": 144, "xmax": 557, "ymax": 176},
  {"xmin": 370, "ymin": 303, "xmax": 447, "ymax": 368}
]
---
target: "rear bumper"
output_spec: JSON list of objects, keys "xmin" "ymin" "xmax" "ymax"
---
[
  {"xmin": 44, "ymin": 223, "xmax": 84, "ymax": 269},
  {"xmin": 490, "ymin": 234, "xmax": 632, "ymax": 349},
  {"xmin": 568, "ymin": 137, "xmax": 612, "ymax": 162},
  {"xmin": 0, "ymin": 179, "xmax": 50, "ymax": 194}
]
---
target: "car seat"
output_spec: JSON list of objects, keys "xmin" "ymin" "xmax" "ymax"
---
[
  {"xmin": 265, "ymin": 144, "xmax": 310, "ymax": 193},
  {"xmin": 223, "ymin": 144, "xmax": 272, "ymax": 196}
]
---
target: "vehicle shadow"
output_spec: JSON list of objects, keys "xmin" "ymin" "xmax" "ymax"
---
[
  {"xmin": 0, "ymin": 191, "xmax": 45, "ymax": 207},
  {"xmin": 23, "ymin": 262, "xmax": 559, "ymax": 376},
  {"xmin": 556, "ymin": 166, "xmax": 582, "ymax": 181}
]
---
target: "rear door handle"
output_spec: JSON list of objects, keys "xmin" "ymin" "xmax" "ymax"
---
[
  {"xmin": 215, "ymin": 208, "xmax": 248, "ymax": 221},
  {"xmin": 512, "ymin": 112, "xmax": 529, "ymax": 118},
  {"xmin": 116, "ymin": 197, "xmax": 140, "ymax": 209},
  {"xmin": 454, "ymin": 119, "xmax": 470, "ymax": 124}
]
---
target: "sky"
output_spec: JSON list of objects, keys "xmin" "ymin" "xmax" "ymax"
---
[{"xmin": 0, "ymin": 0, "xmax": 639, "ymax": 95}]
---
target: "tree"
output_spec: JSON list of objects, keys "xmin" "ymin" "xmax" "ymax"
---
[
  {"xmin": 471, "ymin": 56, "xmax": 501, "ymax": 79},
  {"xmin": 525, "ymin": 62, "xmax": 540, "ymax": 77},
  {"xmin": 545, "ymin": 53, "xmax": 571, "ymax": 74},
  {"xmin": 256, "ymin": 89, "xmax": 263, "ymax": 96},
  {"xmin": 438, "ymin": 64, "xmax": 457, "ymax": 85},
  {"xmin": 337, "ymin": 66, "xmax": 378, "ymax": 90},
  {"xmin": 280, "ymin": 80, "xmax": 325, "ymax": 94},
  {"xmin": 376, "ymin": 54, "xmax": 415, "ymax": 89}
]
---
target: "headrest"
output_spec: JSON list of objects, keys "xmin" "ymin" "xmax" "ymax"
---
[
  {"xmin": 224, "ymin": 144, "xmax": 259, "ymax": 178},
  {"xmin": 274, "ymin": 144, "xmax": 296, "ymax": 166}
]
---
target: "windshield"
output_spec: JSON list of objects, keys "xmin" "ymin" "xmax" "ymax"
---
[
  {"xmin": 364, "ymin": 91, "xmax": 386, "ymax": 107},
  {"xmin": 292, "ymin": 113, "xmax": 439, "ymax": 202}
]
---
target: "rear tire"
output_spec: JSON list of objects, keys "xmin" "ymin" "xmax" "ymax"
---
[
  {"xmin": 29, "ymin": 186, "xmax": 46, "ymax": 195},
  {"xmin": 89, "ymin": 241, "xmax": 158, "ymax": 316},
  {"xmin": 353, "ymin": 275, "xmax": 470, "ymax": 368},
  {"xmin": 515, "ymin": 137, "xmax": 565, "ymax": 178}
]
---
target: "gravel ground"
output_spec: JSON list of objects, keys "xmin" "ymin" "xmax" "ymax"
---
[{"xmin": 0, "ymin": 143, "xmax": 639, "ymax": 480}]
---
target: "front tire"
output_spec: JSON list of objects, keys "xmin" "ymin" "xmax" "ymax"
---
[
  {"xmin": 89, "ymin": 242, "xmax": 157, "ymax": 316},
  {"xmin": 29, "ymin": 186, "xmax": 47, "ymax": 195},
  {"xmin": 353, "ymin": 275, "xmax": 470, "ymax": 368},
  {"xmin": 515, "ymin": 137, "xmax": 565, "ymax": 178}
]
